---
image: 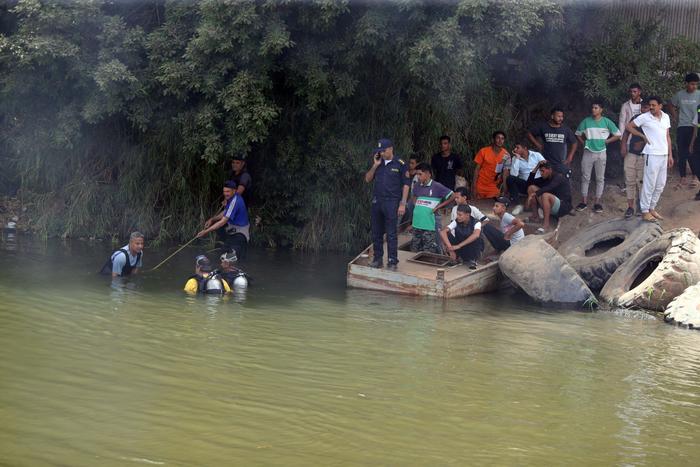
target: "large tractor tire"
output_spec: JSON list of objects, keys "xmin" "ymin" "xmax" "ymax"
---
[
  {"xmin": 558, "ymin": 218, "xmax": 662, "ymax": 290},
  {"xmin": 499, "ymin": 236, "xmax": 595, "ymax": 305},
  {"xmin": 600, "ymin": 228, "xmax": 700, "ymax": 311},
  {"xmin": 664, "ymin": 283, "xmax": 700, "ymax": 329}
]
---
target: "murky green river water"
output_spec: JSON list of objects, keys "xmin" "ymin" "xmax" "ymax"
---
[{"xmin": 1, "ymin": 234, "xmax": 700, "ymax": 466}]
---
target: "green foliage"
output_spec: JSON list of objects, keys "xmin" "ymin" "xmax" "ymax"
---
[
  {"xmin": 0, "ymin": 0, "xmax": 695, "ymax": 252},
  {"xmin": 578, "ymin": 18, "xmax": 700, "ymax": 106}
]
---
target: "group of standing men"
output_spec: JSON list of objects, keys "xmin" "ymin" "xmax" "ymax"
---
[{"xmin": 365, "ymin": 72, "xmax": 700, "ymax": 269}]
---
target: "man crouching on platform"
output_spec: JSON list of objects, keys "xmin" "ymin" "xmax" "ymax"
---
[{"xmin": 439, "ymin": 205, "xmax": 484, "ymax": 270}]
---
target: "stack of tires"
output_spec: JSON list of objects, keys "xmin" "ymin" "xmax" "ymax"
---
[{"xmin": 499, "ymin": 218, "xmax": 700, "ymax": 329}]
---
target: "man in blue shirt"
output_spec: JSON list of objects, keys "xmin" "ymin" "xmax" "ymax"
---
[
  {"xmin": 198, "ymin": 180, "xmax": 250, "ymax": 260},
  {"xmin": 364, "ymin": 138, "xmax": 411, "ymax": 270}
]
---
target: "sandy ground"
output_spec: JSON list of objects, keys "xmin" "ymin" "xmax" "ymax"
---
[{"xmin": 470, "ymin": 172, "xmax": 700, "ymax": 245}]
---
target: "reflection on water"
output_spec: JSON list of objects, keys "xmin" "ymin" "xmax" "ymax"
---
[{"xmin": 1, "ymin": 238, "xmax": 700, "ymax": 466}]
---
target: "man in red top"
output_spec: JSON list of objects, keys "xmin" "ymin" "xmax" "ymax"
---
[{"xmin": 473, "ymin": 131, "xmax": 508, "ymax": 199}]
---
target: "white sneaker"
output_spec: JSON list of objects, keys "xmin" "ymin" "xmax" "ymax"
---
[
  {"xmin": 512, "ymin": 205, "xmax": 523, "ymax": 215},
  {"xmin": 538, "ymin": 208, "xmax": 544, "ymax": 219}
]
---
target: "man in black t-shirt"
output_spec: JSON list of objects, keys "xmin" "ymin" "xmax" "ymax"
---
[
  {"xmin": 527, "ymin": 108, "xmax": 578, "ymax": 176},
  {"xmin": 526, "ymin": 161, "xmax": 572, "ymax": 233},
  {"xmin": 431, "ymin": 135, "xmax": 463, "ymax": 190},
  {"xmin": 229, "ymin": 154, "xmax": 253, "ymax": 206}
]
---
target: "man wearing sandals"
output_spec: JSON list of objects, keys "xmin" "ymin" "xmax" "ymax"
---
[{"xmin": 626, "ymin": 96, "xmax": 673, "ymax": 222}]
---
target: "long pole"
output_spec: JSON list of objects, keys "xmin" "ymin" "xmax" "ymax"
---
[{"xmin": 148, "ymin": 235, "xmax": 199, "ymax": 271}]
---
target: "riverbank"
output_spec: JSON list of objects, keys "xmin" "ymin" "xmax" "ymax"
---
[{"xmin": 4, "ymin": 172, "xmax": 700, "ymax": 244}]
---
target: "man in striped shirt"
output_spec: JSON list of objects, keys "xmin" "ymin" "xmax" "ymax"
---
[{"xmin": 575, "ymin": 102, "xmax": 621, "ymax": 213}]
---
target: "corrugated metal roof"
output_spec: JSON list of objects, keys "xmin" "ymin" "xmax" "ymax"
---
[{"xmin": 605, "ymin": 0, "xmax": 700, "ymax": 41}]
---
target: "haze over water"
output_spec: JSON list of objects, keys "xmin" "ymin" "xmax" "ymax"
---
[{"xmin": 1, "ymin": 236, "xmax": 700, "ymax": 466}]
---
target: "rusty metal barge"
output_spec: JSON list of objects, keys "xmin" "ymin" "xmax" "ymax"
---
[{"xmin": 346, "ymin": 231, "xmax": 502, "ymax": 298}]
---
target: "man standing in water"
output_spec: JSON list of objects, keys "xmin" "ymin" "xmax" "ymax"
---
[
  {"xmin": 197, "ymin": 180, "xmax": 250, "ymax": 260},
  {"xmin": 365, "ymin": 138, "xmax": 411, "ymax": 270},
  {"xmin": 527, "ymin": 108, "xmax": 578, "ymax": 177},
  {"xmin": 102, "ymin": 231, "xmax": 145, "ymax": 278},
  {"xmin": 627, "ymin": 96, "xmax": 673, "ymax": 222}
]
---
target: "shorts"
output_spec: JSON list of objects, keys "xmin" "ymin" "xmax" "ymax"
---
[{"xmin": 551, "ymin": 196, "xmax": 561, "ymax": 216}]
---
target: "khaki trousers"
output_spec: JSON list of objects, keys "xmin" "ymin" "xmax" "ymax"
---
[{"xmin": 624, "ymin": 153, "xmax": 644, "ymax": 201}]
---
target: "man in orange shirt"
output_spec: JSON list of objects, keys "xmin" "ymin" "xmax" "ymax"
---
[{"xmin": 473, "ymin": 131, "xmax": 508, "ymax": 199}]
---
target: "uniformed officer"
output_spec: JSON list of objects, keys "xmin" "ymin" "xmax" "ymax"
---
[{"xmin": 364, "ymin": 138, "xmax": 411, "ymax": 270}]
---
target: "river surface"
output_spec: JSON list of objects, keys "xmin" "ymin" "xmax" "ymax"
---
[{"xmin": 1, "ymin": 234, "xmax": 700, "ymax": 466}]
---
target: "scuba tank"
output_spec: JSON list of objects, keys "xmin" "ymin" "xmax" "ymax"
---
[
  {"xmin": 203, "ymin": 274, "xmax": 226, "ymax": 295},
  {"xmin": 189, "ymin": 273, "xmax": 226, "ymax": 295},
  {"xmin": 231, "ymin": 272, "xmax": 248, "ymax": 289}
]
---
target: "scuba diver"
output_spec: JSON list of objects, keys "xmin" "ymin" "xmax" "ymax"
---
[
  {"xmin": 100, "ymin": 232, "xmax": 145, "ymax": 277},
  {"xmin": 214, "ymin": 250, "xmax": 249, "ymax": 290},
  {"xmin": 183, "ymin": 255, "xmax": 231, "ymax": 295}
]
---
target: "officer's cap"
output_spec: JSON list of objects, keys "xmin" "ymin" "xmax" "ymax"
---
[
  {"xmin": 232, "ymin": 154, "xmax": 247, "ymax": 161},
  {"xmin": 376, "ymin": 138, "xmax": 393, "ymax": 152}
]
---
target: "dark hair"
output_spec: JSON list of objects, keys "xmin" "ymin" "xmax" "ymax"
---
[
  {"xmin": 223, "ymin": 180, "xmax": 238, "ymax": 189},
  {"xmin": 515, "ymin": 139, "xmax": 529, "ymax": 149},
  {"xmin": 591, "ymin": 100, "xmax": 604, "ymax": 108},
  {"xmin": 685, "ymin": 73, "xmax": 699, "ymax": 83},
  {"xmin": 492, "ymin": 130, "xmax": 506, "ymax": 140},
  {"xmin": 439, "ymin": 135, "xmax": 451, "ymax": 143},
  {"xmin": 550, "ymin": 107, "xmax": 564, "ymax": 115},
  {"xmin": 540, "ymin": 161, "xmax": 552, "ymax": 170},
  {"xmin": 456, "ymin": 204, "xmax": 472, "ymax": 214},
  {"xmin": 415, "ymin": 162, "xmax": 432, "ymax": 175},
  {"xmin": 454, "ymin": 187, "xmax": 469, "ymax": 198},
  {"xmin": 646, "ymin": 95, "xmax": 663, "ymax": 105},
  {"xmin": 629, "ymin": 82, "xmax": 642, "ymax": 90},
  {"xmin": 409, "ymin": 153, "xmax": 420, "ymax": 162},
  {"xmin": 495, "ymin": 196, "xmax": 510, "ymax": 207}
]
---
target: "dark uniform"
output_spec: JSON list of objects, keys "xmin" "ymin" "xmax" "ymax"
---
[{"xmin": 370, "ymin": 157, "xmax": 410, "ymax": 265}]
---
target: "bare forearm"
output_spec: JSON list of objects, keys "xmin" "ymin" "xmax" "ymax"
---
[
  {"xmin": 457, "ymin": 230, "xmax": 481, "ymax": 248},
  {"xmin": 527, "ymin": 133, "xmax": 542, "ymax": 150},
  {"xmin": 203, "ymin": 218, "xmax": 228, "ymax": 235},
  {"xmin": 434, "ymin": 194, "xmax": 454, "ymax": 212},
  {"xmin": 625, "ymin": 123, "xmax": 644, "ymax": 139},
  {"xmin": 365, "ymin": 165, "xmax": 378, "ymax": 183},
  {"xmin": 401, "ymin": 184, "xmax": 409, "ymax": 204},
  {"xmin": 439, "ymin": 229, "xmax": 450, "ymax": 247}
]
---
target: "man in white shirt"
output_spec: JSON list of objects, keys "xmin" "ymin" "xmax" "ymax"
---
[
  {"xmin": 450, "ymin": 187, "xmax": 490, "ymax": 225},
  {"xmin": 504, "ymin": 140, "xmax": 545, "ymax": 206},
  {"xmin": 626, "ymin": 96, "xmax": 674, "ymax": 222}
]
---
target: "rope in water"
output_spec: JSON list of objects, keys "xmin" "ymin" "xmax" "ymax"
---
[{"xmin": 148, "ymin": 235, "xmax": 199, "ymax": 271}]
